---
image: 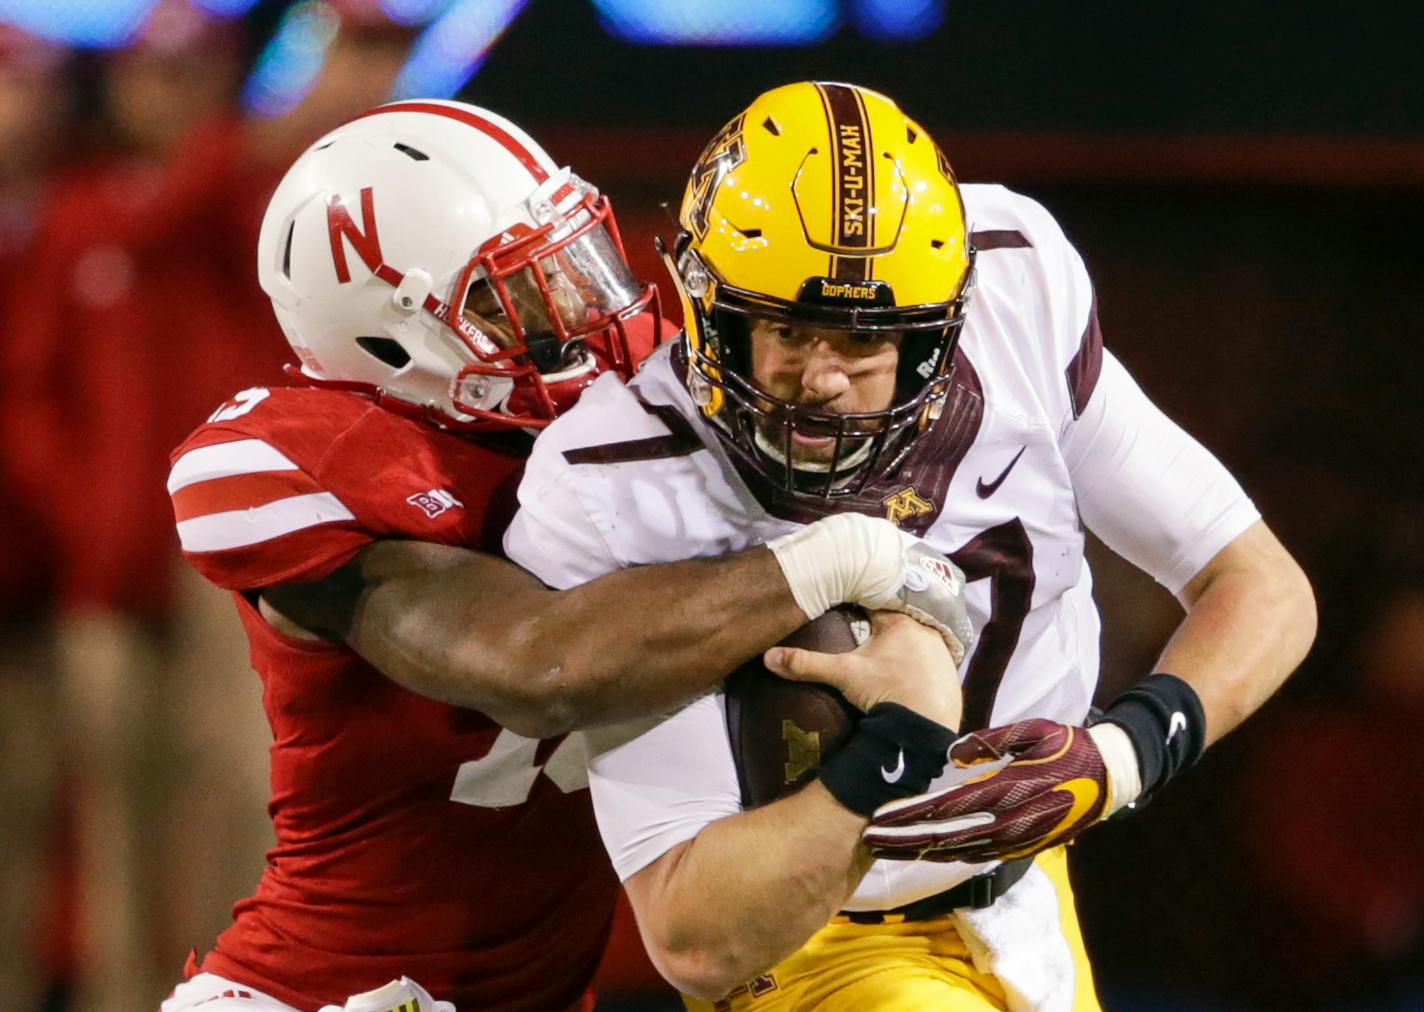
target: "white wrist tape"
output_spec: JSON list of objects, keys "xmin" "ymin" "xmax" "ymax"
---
[
  {"xmin": 767, "ymin": 514, "xmax": 906, "ymax": 622},
  {"xmin": 1087, "ymin": 722, "xmax": 1143, "ymax": 817}
]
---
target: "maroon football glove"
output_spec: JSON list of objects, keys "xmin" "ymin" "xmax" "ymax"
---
[{"xmin": 862, "ymin": 718, "xmax": 1111, "ymax": 863}]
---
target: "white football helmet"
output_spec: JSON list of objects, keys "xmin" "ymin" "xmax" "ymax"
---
[{"xmin": 257, "ymin": 99, "xmax": 658, "ymax": 430}]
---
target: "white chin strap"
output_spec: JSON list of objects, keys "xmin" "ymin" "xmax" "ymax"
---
[{"xmin": 537, "ymin": 348, "xmax": 599, "ymax": 386}]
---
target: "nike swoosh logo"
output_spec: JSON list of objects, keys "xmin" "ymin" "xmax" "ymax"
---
[
  {"xmin": 1167, "ymin": 711, "xmax": 1187, "ymax": 744},
  {"xmin": 975, "ymin": 446, "xmax": 1027, "ymax": 499},
  {"xmin": 1045, "ymin": 778, "xmax": 1101, "ymax": 839},
  {"xmin": 881, "ymin": 750, "xmax": 906, "ymax": 783}
]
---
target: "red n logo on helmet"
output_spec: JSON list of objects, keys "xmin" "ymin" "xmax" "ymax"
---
[{"xmin": 327, "ymin": 187, "xmax": 383, "ymax": 284}]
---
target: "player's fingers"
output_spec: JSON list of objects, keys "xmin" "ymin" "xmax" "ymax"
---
[
  {"xmin": 876, "ymin": 786, "xmax": 1086, "ymax": 861},
  {"xmin": 948, "ymin": 729, "xmax": 1014, "ymax": 766},
  {"xmin": 763, "ymin": 645, "xmax": 857, "ymax": 690},
  {"xmin": 866, "ymin": 797, "xmax": 1051, "ymax": 857},
  {"xmin": 870, "ymin": 770, "xmax": 1018, "ymax": 826},
  {"xmin": 949, "ymin": 719, "xmax": 1059, "ymax": 765},
  {"xmin": 866, "ymin": 609, "xmax": 919, "ymax": 636},
  {"xmin": 862, "ymin": 810, "xmax": 997, "ymax": 851}
]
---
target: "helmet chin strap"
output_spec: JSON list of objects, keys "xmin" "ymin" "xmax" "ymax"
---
[
  {"xmin": 486, "ymin": 349, "xmax": 600, "ymax": 433},
  {"xmin": 538, "ymin": 348, "xmax": 599, "ymax": 384}
]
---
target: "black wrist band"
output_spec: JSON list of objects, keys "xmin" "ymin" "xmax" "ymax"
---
[
  {"xmin": 819, "ymin": 703, "xmax": 956, "ymax": 817},
  {"xmin": 1095, "ymin": 673, "xmax": 1206, "ymax": 806}
]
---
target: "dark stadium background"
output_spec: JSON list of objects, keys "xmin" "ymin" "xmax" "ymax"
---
[{"xmin": 0, "ymin": 1, "xmax": 1420, "ymax": 1009}]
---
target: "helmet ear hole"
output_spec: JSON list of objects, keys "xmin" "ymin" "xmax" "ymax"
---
[
  {"xmin": 281, "ymin": 222, "xmax": 295, "ymax": 280},
  {"xmin": 355, "ymin": 336, "xmax": 412, "ymax": 369},
  {"xmin": 393, "ymin": 142, "xmax": 429, "ymax": 162}
]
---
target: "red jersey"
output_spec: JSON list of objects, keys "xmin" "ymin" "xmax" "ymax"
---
[{"xmin": 168, "ymin": 385, "xmax": 617, "ymax": 1011}]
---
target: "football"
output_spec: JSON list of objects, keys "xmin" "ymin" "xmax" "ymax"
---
[{"xmin": 723, "ymin": 605, "xmax": 865, "ymax": 808}]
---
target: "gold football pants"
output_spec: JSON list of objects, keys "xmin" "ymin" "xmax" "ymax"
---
[{"xmin": 683, "ymin": 847, "xmax": 1099, "ymax": 1012}]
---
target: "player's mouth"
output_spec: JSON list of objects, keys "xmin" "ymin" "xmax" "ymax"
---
[{"xmin": 789, "ymin": 432, "xmax": 837, "ymax": 449}]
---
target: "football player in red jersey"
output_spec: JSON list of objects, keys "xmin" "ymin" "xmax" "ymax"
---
[{"xmin": 162, "ymin": 100, "xmax": 965, "ymax": 1012}]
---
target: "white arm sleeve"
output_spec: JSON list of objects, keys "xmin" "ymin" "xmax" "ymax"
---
[
  {"xmin": 503, "ymin": 464, "xmax": 622, "ymax": 591},
  {"xmin": 586, "ymin": 694, "xmax": 742, "ymax": 882},
  {"xmin": 1062, "ymin": 350, "xmax": 1260, "ymax": 595}
]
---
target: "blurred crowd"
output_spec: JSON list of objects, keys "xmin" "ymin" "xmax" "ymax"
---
[
  {"xmin": 0, "ymin": 5, "xmax": 424, "ymax": 1008},
  {"xmin": 0, "ymin": 3, "xmax": 1420, "ymax": 1011}
]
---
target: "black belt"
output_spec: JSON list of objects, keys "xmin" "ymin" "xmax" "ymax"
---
[{"xmin": 838, "ymin": 857, "xmax": 1032, "ymax": 924}]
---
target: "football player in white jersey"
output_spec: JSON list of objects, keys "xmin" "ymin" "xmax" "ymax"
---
[{"xmin": 503, "ymin": 82, "xmax": 1316, "ymax": 1010}]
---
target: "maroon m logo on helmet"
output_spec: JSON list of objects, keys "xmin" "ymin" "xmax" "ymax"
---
[{"xmin": 327, "ymin": 187, "xmax": 383, "ymax": 284}]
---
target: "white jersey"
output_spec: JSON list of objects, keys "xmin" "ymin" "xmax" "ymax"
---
[{"xmin": 504, "ymin": 184, "xmax": 1259, "ymax": 911}]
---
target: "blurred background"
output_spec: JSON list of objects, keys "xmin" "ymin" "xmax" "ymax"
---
[{"xmin": 0, "ymin": 1, "xmax": 1419, "ymax": 1009}]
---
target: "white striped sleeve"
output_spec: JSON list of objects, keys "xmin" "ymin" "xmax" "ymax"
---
[
  {"xmin": 169, "ymin": 436, "xmax": 370, "ymax": 588},
  {"xmin": 167, "ymin": 438, "xmax": 300, "ymax": 494},
  {"xmin": 174, "ymin": 491, "xmax": 357, "ymax": 552}
]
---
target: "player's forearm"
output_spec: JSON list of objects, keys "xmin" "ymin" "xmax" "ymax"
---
[
  {"xmin": 630, "ymin": 782, "xmax": 871, "ymax": 1000},
  {"xmin": 1158, "ymin": 521, "xmax": 1316, "ymax": 746},
  {"xmin": 327, "ymin": 541, "xmax": 804, "ymax": 737},
  {"xmin": 497, "ymin": 548, "xmax": 807, "ymax": 734}
]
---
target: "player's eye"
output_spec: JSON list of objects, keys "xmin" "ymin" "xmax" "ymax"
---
[{"xmin": 847, "ymin": 330, "xmax": 902, "ymax": 353}]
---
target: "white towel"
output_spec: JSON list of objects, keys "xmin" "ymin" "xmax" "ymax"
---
[{"xmin": 953, "ymin": 863, "xmax": 1076, "ymax": 1012}]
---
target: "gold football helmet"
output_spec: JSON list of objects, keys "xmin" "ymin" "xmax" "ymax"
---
[{"xmin": 664, "ymin": 81, "xmax": 974, "ymax": 497}]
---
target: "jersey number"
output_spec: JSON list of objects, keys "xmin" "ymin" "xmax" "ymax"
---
[
  {"xmin": 950, "ymin": 519, "xmax": 1035, "ymax": 731},
  {"xmin": 449, "ymin": 729, "xmax": 589, "ymax": 808},
  {"xmin": 207, "ymin": 387, "xmax": 270, "ymax": 423}
]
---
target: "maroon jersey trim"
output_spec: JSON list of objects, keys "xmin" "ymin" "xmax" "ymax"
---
[
  {"xmin": 561, "ymin": 398, "xmax": 705, "ymax": 465},
  {"xmin": 970, "ymin": 229, "xmax": 1033, "ymax": 251},
  {"xmin": 1065, "ymin": 296, "xmax": 1104, "ymax": 419}
]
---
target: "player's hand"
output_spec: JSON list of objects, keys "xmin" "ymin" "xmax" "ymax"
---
[
  {"xmin": 764, "ymin": 610, "xmax": 962, "ymax": 729},
  {"xmin": 766, "ymin": 515, "xmax": 974, "ymax": 663},
  {"xmin": 864, "ymin": 538, "xmax": 974, "ymax": 666},
  {"xmin": 861, "ymin": 718, "xmax": 1116, "ymax": 862}
]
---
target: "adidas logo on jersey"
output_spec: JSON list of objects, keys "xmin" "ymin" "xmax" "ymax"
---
[{"xmin": 406, "ymin": 488, "xmax": 464, "ymax": 518}]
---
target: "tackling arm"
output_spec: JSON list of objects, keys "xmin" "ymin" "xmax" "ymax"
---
[
  {"xmin": 261, "ymin": 511, "xmax": 965, "ymax": 739},
  {"xmin": 262, "ymin": 539, "xmax": 804, "ymax": 739}
]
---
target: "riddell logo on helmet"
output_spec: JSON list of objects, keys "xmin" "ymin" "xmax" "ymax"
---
[{"xmin": 819, "ymin": 280, "xmax": 878, "ymax": 302}]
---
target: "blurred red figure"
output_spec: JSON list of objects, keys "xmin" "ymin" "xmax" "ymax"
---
[
  {"xmin": 0, "ymin": 26, "xmax": 70, "ymax": 1010},
  {"xmin": 0, "ymin": 33, "xmax": 63, "ymax": 613},
  {"xmin": 0, "ymin": 8, "xmax": 263, "ymax": 1009},
  {"xmin": 2, "ymin": 5, "xmax": 417, "ymax": 1007}
]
